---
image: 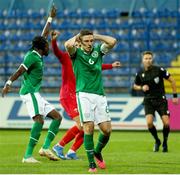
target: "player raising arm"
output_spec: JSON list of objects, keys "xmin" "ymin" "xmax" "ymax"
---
[{"xmin": 2, "ymin": 5, "xmax": 61, "ymax": 163}]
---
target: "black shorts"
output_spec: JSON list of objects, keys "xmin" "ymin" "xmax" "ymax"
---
[{"xmin": 143, "ymin": 98, "xmax": 170, "ymax": 117}]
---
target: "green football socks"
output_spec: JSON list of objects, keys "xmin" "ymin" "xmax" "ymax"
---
[
  {"xmin": 24, "ymin": 122, "xmax": 43, "ymax": 159},
  {"xmin": 42, "ymin": 119, "xmax": 61, "ymax": 149},
  {"xmin": 95, "ymin": 132, "xmax": 110, "ymax": 153},
  {"xmin": 84, "ymin": 134, "xmax": 95, "ymax": 164}
]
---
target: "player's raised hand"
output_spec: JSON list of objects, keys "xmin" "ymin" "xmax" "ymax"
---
[
  {"xmin": 50, "ymin": 4, "xmax": 57, "ymax": 18},
  {"xmin": 2, "ymin": 84, "xmax": 10, "ymax": 97},
  {"xmin": 112, "ymin": 61, "xmax": 122, "ymax": 68},
  {"xmin": 51, "ymin": 30, "xmax": 60, "ymax": 40}
]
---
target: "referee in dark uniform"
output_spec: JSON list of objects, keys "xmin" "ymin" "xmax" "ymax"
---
[{"xmin": 133, "ymin": 51, "xmax": 178, "ymax": 152}]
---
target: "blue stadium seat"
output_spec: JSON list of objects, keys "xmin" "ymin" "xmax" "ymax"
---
[{"xmin": 0, "ymin": 8, "xmax": 179, "ymax": 91}]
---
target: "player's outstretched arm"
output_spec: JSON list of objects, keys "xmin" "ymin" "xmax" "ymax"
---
[
  {"xmin": 102, "ymin": 61, "xmax": 121, "ymax": 70},
  {"xmin": 167, "ymin": 76, "xmax": 179, "ymax": 104},
  {"xmin": 41, "ymin": 4, "xmax": 57, "ymax": 38},
  {"xmin": 1, "ymin": 65, "xmax": 26, "ymax": 97}
]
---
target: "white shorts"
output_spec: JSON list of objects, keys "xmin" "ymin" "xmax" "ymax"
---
[
  {"xmin": 77, "ymin": 92, "xmax": 111, "ymax": 124},
  {"xmin": 20, "ymin": 92, "xmax": 55, "ymax": 118}
]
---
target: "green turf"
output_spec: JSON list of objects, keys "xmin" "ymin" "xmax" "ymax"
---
[{"xmin": 0, "ymin": 130, "xmax": 180, "ymax": 174}]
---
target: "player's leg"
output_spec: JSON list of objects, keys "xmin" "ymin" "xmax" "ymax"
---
[
  {"xmin": 144, "ymin": 99, "xmax": 161, "ymax": 152},
  {"xmin": 39, "ymin": 109, "xmax": 62, "ymax": 160},
  {"xmin": 95, "ymin": 121, "xmax": 111, "ymax": 169},
  {"xmin": 161, "ymin": 115, "xmax": 170, "ymax": 152},
  {"xmin": 20, "ymin": 93, "xmax": 44, "ymax": 163},
  {"xmin": 53, "ymin": 124, "xmax": 80, "ymax": 159},
  {"xmin": 65, "ymin": 115, "xmax": 84, "ymax": 160},
  {"xmin": 33, "ymin": 93, "xmax": 62, "ymax": 160},
  {"xmin": 83, "ymin": 121, "xmax": 96, "ymax": 172},
  {"xmin": 94, "ymin": 95, "xmax": 111, "ymax": 169},
  {"xmin": 77, "ymin": 92, "xmax": 97, "ymax": 172},
  {"xmin": 53, "ymin": 98, "xmax": 81, "ymax": 159},
  {"xmin": 158, "ymin": 99, "xmax": 170, "ymax": 152},
  {"xmin": 66, "ymin": 129, "xmax": 84, "ymax": 160},
  {"xmin": 22, "ymin": 115, "xmax": 44, "ymax": 163},
  {"xmin": 146, "ymin": 114, "xmax": 161, "ymax": 152}
]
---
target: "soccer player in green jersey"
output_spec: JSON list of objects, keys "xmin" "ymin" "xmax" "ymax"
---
[
  {"xmin": 65, "ymin": 29, "xmax": 117, "ymax": 172},
  {"xmin": 1, "ymin": 5, "xmax": 61, "ymax": 163}
]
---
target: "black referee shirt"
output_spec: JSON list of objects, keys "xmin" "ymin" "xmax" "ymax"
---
[{"xmin": 134, "ymin": 65, "xmax": 170, "ymax": 98}]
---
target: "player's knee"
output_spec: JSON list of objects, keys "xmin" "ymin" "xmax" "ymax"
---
[
  {"xmin": 51, "ymin": 111, "xmax": 62, "ymax": 121},
  {"xmin": 83, "ymin": 122, "xmax": 94, "ymax": 134},
  {"xmin": 101, "ymin": 126, "xmax": 112, "ymax": 136},
  {"xmin": 147, "ymin": 122, "xmax": 153, "ymax": 128},
  {"xmin": 33, "ymin": 115, "xmax": 44, "ymax": 124},
  {"xmin": 56, "ymin": 113, "xmax": 62, "ymax": 121},
  {"xmin": 103, "ymin": 128, "xmax": 111, "ymax": 136},
  {"xmin": 163, "ymin": 122, "xmax": 169, "ymax": 128}
]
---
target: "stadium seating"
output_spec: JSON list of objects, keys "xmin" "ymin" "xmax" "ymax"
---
[{"xmin": 0, "ymin": 8, "xmax": 180, "ymax": 93}]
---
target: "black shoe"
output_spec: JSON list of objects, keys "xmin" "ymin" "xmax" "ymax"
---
[
  {"xmin": 162, "ymin": 141, "xmax": 168, "ymax": 152},
  {"xmin": 153, "ymin": 139, "xmax": 161, "ymax": 152}
]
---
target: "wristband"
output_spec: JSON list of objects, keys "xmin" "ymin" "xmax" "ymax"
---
[
  {"xmin": 47, "ymin": 17, "xmax": 52, "ymax": 23},
  {"xmin": 173, "ymin": 93, "xmax": 178, "ymax": 98},
  {"xmin": 6, "ymin": 80, "xmax": 12, "ymax": 86}
]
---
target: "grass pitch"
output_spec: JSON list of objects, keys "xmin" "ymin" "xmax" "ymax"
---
[{"xmin": 0, "ymin": 129, "xmax": 180, "ymax": 174}]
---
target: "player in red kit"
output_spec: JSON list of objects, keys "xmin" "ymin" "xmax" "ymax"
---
[{"xmin": 51, "ymin": 31, "xmax": 121, "ymax": 159}]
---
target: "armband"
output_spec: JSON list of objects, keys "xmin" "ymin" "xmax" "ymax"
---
[
  {"xmin": 47, "ymin": 17, "xmax": 52, "ymax": 23},
  {"xmin": 173, "ymin": 93, "xmax": 178, "ymax": 98}
]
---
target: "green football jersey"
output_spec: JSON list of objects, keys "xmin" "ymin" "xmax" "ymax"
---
[
  {"xmin": 72, "ymin": 44, "xmax": 105, "ymax": 95},
  {"xmin": 19, "ymin": 50, "xmax": 44, "ymax": 95}
]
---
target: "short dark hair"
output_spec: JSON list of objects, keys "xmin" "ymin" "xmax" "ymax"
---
[
  {"xmin": 79, "ymin": 29, "xmax": 93, "ymax": 37},
  {"xmin": 31, "ymin": 36, "xmax": 48, "ymax": 50},
  {"xmin": 142, "ymin": 51, "xmax": 153, "ymax": 57}
]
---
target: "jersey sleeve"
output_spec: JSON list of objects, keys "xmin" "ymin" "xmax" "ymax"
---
[
  {"xmin": 102, "ymin": 64, "xmax": 113, "ymax": 70},
  {"xmin": 51, "ymin": 39, "xmax": 67, "ymax": 64},
  {"xmin": 22, "ymin": 53, "xmax": 37, "ymax": 70},
  {"xmin": 159, "ymin": 67, "xmax": 170, "ymax": 79},
  {"xmin": 134, "ymin": 72, "xmax": 142, "ymax": 85}
]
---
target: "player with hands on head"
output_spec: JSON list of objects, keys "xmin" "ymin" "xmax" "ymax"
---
[{"xmin": 50, "ymin": 30, "xmax": 121, "ymax": 160}]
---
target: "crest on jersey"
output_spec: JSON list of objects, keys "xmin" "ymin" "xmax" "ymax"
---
[
  {"xmin": 154, "ymin": 77, "xmax": 159, "ymax": 84},
  {"xmin": 91, "ymin": 51, "xmax": 98, "ymax": 58},
  {"xmin": 142, "ymin": 73, "xmax": 145, "ymax": 78}
]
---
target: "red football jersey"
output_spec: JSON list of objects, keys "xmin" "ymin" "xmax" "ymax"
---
[{"xmin": 51, "ymin": 39, "xmax": 76, "ymax": 99}]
